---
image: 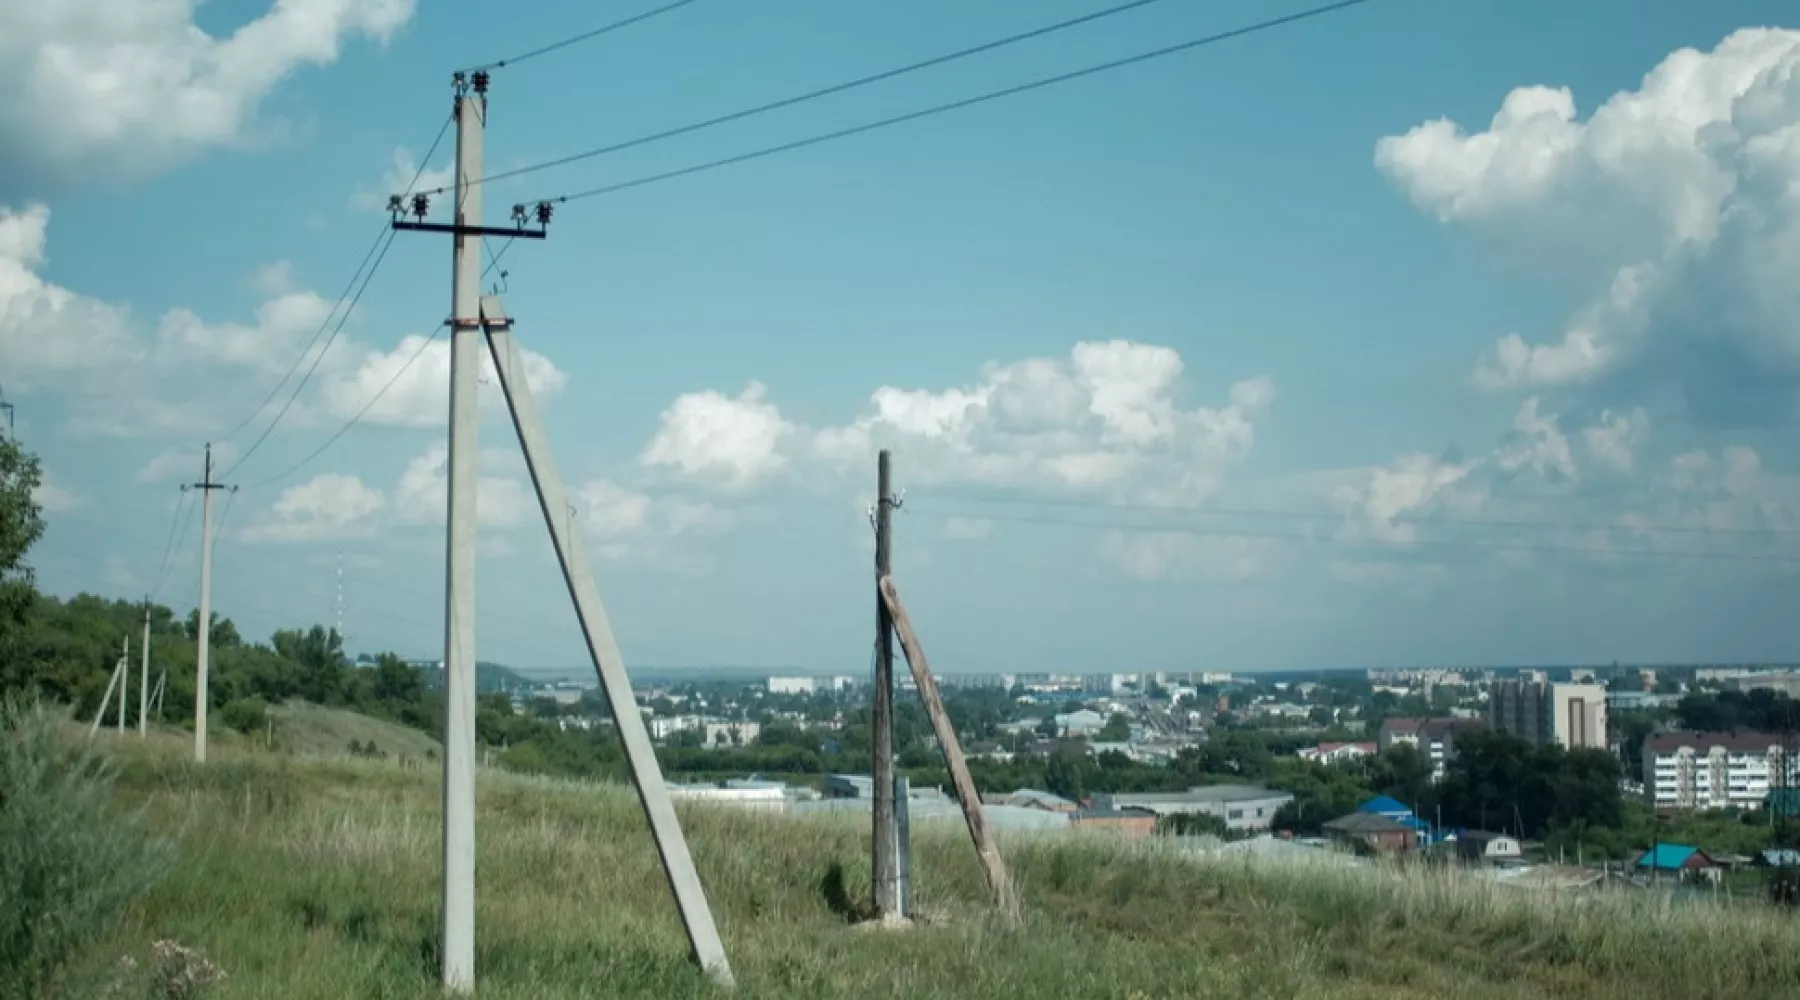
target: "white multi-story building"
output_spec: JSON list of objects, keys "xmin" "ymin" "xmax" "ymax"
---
[
  {"xmin": 1487, "ymin": 680, "xmax": 1608, "ymax": 749},
  {"xmin": 1644, "ymin": 731, "xmax": 1800, "ymax": 811},
  {"xmin": 767, "ymin": 676, "xmax": 816, "ymax": 695}
]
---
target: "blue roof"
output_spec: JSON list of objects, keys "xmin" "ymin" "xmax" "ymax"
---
[
  {"xmin": 1637, "ymin": 844, "xmax": 1700, "ymax": 870},
  {"xmin": 1359, "ymin": 795, "xmax": 1413, "ymax": 816}
]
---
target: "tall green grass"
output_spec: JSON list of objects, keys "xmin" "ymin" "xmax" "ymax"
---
[
  {"xmin": 66, "ymin": 733, "xmax": 1800, "ymax": 999},
  {"xmin": 0, "ymin": 700, "xmax": 173, "ymax": 1000}
]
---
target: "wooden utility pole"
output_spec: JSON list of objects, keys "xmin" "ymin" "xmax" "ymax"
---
[
  {"xmin": 872, "ymin": 450, "xmax": 900, "ymax": 918},
  {"xmin": 881, "ymin": 575, "xmax": 1012, "ymax": 908}
]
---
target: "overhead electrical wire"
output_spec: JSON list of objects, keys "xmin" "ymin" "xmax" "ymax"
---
[
  {"xmin": 925, "ymin": 490, "xmax": 1800, "ymax": 540},
  {"xmin": 518, "ymin": 0, "xmax": 1382, "ymax": 206},
  {"xmin": 220, "ymin": 115, "xmax": 452, "ymax": 444},
  {"xmin": 221, "ymin": 229, "xmax": 399, "ymax": 483},
  {"xmin": 463, "ymin": 0, "xmax": 709, "ymax": 72},
  {"xmin": 909, "ymin": 508, "xmax": 1800, "ymax": 567},
  {"xmin": 148, "ymin": 491, "xmax": 195, "ymax": 601},
  {"xmin": 427, "ymin": 0, "xmax": 1185, "ymax": 199},
  {"xmin": 239, "ymin": 325, "xmax": 445, "ymax": 491}
]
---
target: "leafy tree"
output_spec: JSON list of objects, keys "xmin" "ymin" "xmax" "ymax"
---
[
  {"xmin": 0, "ymin": 437, "xmax": 45, "ymax": 689},
  {"xmin": 1096, "ymin": 712, "xmax": 1131, "ymax": 742}
]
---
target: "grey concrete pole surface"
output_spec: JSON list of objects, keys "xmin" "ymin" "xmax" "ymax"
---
[
  {"xmin": 194, "ymin": 445, "xmax": 215, "ymax": 764},
  {"xmin": 117, "ymin": 636, "xmax": 128, "ymax": 732},
  {"xmin": 481, "ymin": 298, "xmax": 734, "ymax": 987},
  {"xmin": 90, "ymin": 656, "xmax": 123, "ymax": 738},
  {"xmin": 439, "ymin": 83, "xmax": 485, "ymax": 996},
  {"xmin": 139, "ymin": 603, "xmax": 150, "ymax": 736},
  {"xmin": 872, "ymin": 451, "xmax": 898, "ymax": 917}
]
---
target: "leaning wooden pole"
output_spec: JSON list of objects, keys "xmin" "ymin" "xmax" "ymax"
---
[{"xmin": 878, "ymin": 574, "xmax": 1012, "ymax": 909}]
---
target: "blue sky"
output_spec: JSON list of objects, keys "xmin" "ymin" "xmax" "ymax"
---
[{"xmin": 7, "ymin": 0, "xmax": 1800, "ymax": 673}]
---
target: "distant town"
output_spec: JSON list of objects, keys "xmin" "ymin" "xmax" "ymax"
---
[{"xmin": 379, "ymin": 658, "xmax": 1800, "ymax": 876}]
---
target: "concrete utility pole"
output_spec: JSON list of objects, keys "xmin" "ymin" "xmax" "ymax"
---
[
  {"xmin": 440, "ymin": 72, "xmax": 485, "ymax": 996},
  {"xmin": 872, "ymin": 450, "xmax": 900, "ymax": 918},
  {"xmin": 481, "ymin": 293, "xmax": 732, "ymax": 985},
  {"xmin": 139, "ymin": 600, "xmax": 151, "ymax": 737},
  {"xmin": 117, "ymin": 635, "xmax": 129, "ymax": 733},
  {"xmin": 386, "ymin": 72, "xmax": 547, "ymax": 995},
  {"xmin": 190, "ymin": 442, "xmax": 232, "ymax": 764},
  {"xmin": 90, "ymin": 649, "xmax": 125, "ymax": 738}
]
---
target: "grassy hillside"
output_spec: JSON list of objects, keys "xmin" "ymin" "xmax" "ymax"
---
[
  {"xmin": 263, "ymin": 701, "xmax": 440, "ymax": 759},
  {"xmin": 61, "ymin": 734, "xmax": 1800, "ymax": 1000}
]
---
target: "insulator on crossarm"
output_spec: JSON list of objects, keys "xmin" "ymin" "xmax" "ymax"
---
[
  {"xmin": 411, "ymin": 194, "xmax": 430, "ymax": 221},
  {"xmin": 511, "ymin": 204, "xmax": 529, "ymax": 227},
  {"xmin": 387, "ymin": 195, "xmax": 404, "ymax": 216},
  {"xmin": 534, "ymin": 202, "xmax": 553, "ymax": 226},
  {"xmin": 472, "ymin": 70, "xmax": 490, "ymax": 95}
]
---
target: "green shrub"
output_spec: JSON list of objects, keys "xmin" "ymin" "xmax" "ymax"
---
[
  {"xmin": 218, "ymin": 697, "xmax": 268, "ymax": 736},
  {"xmin": 0, "ymin": 698, "xmax": 173, "ymax": 1000}
]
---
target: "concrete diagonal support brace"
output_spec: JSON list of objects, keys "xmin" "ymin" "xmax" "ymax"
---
[{"xmin": 479, "ymin": 295, "xmax": 734, "ymax": 988}]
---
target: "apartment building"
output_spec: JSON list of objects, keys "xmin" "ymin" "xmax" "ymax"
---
[
  {"xmin": 1376, "ymin": 717, "xmax": 1479, "ymax": 781},
  {"xmin": 1486, "ymin": 679, "xmax": 1608, "ymax": 749},
  {"xmin": 1644, "ymin": 730, "xmax": 1800, "ymax": 811}
]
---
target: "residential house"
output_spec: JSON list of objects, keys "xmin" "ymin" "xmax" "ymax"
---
[
  {"xmin": 1070, "ymin": 805, "xmax": 1158, "ymax": 837},
  {"xmin": 1643, "ymin": 730, "xmax": 1800, "ymax": 811},
  {"xmin": 1633, "ymin": 843, "xmax": 1720, "ymax": 881},
  {"xmin": 1322, "ymin": 812, "xmax": 1417, "ymax": 854},
  {"xmin": 1456, "ymin": 830, "xmax": 1524, "ymax": 865},
  {"xmin": 987, "ymin": 789, "xmax": 1078, "ymax": 813},
  {"xmin": 1090, "ymin": 785, "xmax": 1293, "ymax": 833}
]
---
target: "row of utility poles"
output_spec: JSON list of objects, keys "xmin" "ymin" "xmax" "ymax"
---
[
  {"xmin": 98, "ymin": 69, "xmax": 1017, "ymax": 997},
  {"xmin": 89, "ymin": 605, "xmax": 166, "ymax": 738}
]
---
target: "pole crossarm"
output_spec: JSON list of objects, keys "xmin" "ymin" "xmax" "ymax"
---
[
  {"xmin": 390, "ymin": 221, "xmax": 548, "ymax": 239},
  {"xmin": 878, "ymin": 573, "xmax": 1013, "ymax": 909},
  {"xmin": 480, "ymin": 294, "xmax": 734, "ymax": 987}
]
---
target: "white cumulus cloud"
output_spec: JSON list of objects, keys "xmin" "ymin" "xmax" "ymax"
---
[
  {"xmin": 320, "ymin": 334, "xmax": 568, "ymax": 429},
  {"xmin": 241, "ymin": 472, "xmax": 385, "ymax": 543},
  {"xmin": 641, "ymin": 382, "xmax": 793, "ymax": 489},
  {"xmin": 1377, "ymin": 28, "xmax": 1800, "ymax": 419},
  {"xmin": 808, "ymin": 340, "xmax": 1274, "ymax": 500},
  {"xmin": 0, "ymin": 0, "xmax": 417, "ymax": 196}
]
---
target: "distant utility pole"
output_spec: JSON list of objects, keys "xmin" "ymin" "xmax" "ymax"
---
[
  {"xmin": 117, "ymin": 635, "xmax": 129, "ymax": 733},
  {"xmin": 335, "ymin": 549, "xmax": 345, "ymax": 644},
  {"xmin": 189, "ymin": 442, "xmax": 235, "ymax": 764},
  {"xmin": 90, "ymin": 641, "xmax": 128, "ymax": 738},
  {"xmin": 139, "ymin": 599, "xmax": 151, "ymax": 737},
  {"xmin": 871, "ymin": 449, "xmax": 900, "ymax": 919}
]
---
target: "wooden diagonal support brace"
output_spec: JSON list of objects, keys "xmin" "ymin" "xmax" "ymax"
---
[{"xmin": 878, "ymin": 574, "xmax": 1013, "ymax": 910}]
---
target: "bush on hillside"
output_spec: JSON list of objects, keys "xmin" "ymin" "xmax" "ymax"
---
[
  {"xmin": 219, "ymin": 697, "xmax": 269, "ymax": 736},
  {"xmin": 0, "ymin": 698, "xmax": 174, "ymax": 1000}
]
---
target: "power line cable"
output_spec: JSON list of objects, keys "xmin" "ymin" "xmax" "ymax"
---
[
  {"xmin": 464, "ymin": 0, "xmax": 709, "ymax": 72},
  {"xmin": 925, "ymin": 491, "xmax": 1800, "ymax": 540},
  {"xmin": 221, "ymin": 229, "xmax": 399, "ymax": 482},
  {"xmin": 910, "ymin": 508, "xmax": 1800, "ymax": 566},
  {"xmin": 525, "ymin": 0, "xmax": 1382, "ymax": 205},
  {"xmin": 221, "ymin": 116, "xmax": 451, "ymax": 442},
  {"xmin": 148, "ymin": 491, "xmax": 195, "ymax": 601},
  {"xmin": 238, "ymin": 325, "xmax": 445, "ymax": 491},
  {"xmin": 429, "ymin": 0, "xmax": 1183, "ymax": 198}
]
